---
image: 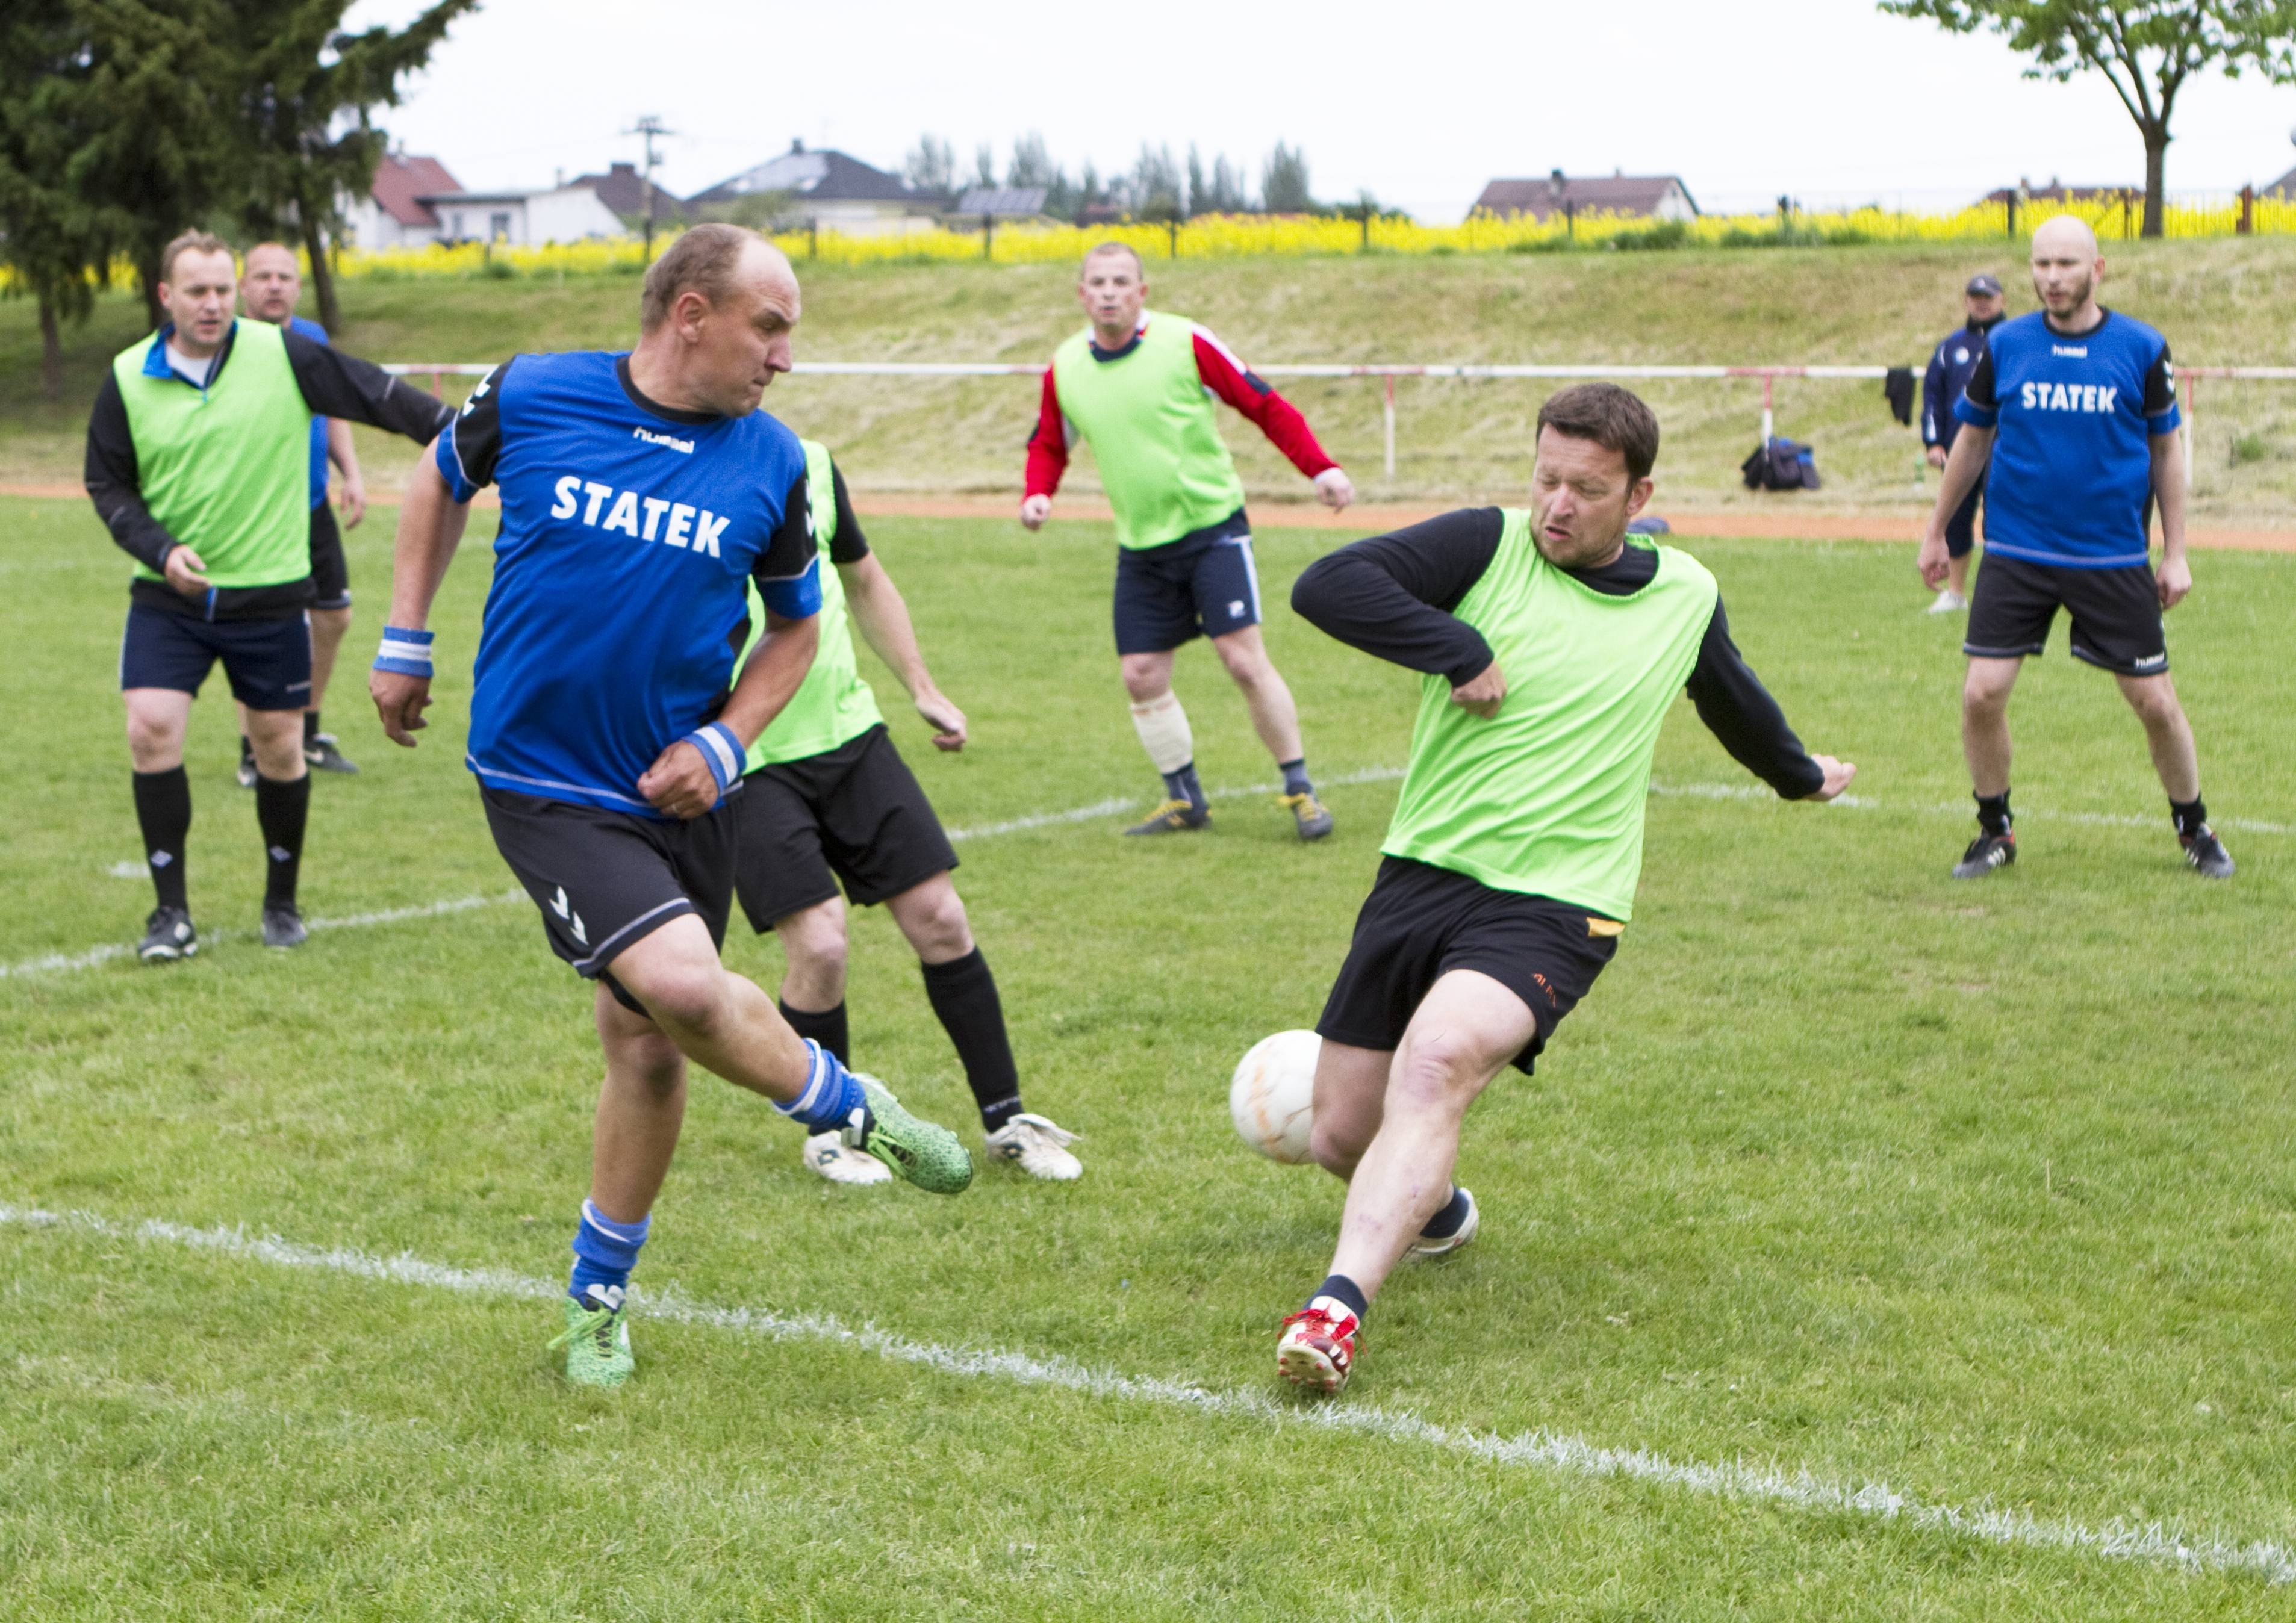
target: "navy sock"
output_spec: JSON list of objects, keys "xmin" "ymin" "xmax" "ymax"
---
[
  {"xmin": 1419, "ymin": 1186, "xmax": 1471, "ymax": 1240},
  {"xmin": 2170, "ymin": 795, "xmax": 2208, "ymax": 839},
  {"xmin": 254, "ymin": 771, "xmax": 310, "ymax": 907},
  {"xmin": 919, "ymin": 948, "xmax": 1022, "ymax": 1132},
  {"xmin": 569, "ymin": 1199, "xmax": 649, "ymax": 1302},
  {"xmin": 1278, "ymin": 757, "xmax": 1312, "ymax": 797},
  {"xmin": 1160, "ymin": 762, "xmax": 1206, "ymax": 811},
  {"xmin": 771, "ymin": 1039, "xmax": 870, "ymax": 1134},
  {"xmin": 132, "ymin": 767, "xmax": 191, "ymax": 911},
  {"xmin": 303, "ymin": 710, "xmax": 321, "ymax": 745},
  {"xmin": 1311, "ymin": 1273, "xmax": 1369, "ymax": 1320},
  {"xmin": 779, "ymin": 999, "xmax": 850, "ymax": 1067},
  {"xmin": 1975, "ymin": 790, "xmax": 2011, "ymax": 836}
]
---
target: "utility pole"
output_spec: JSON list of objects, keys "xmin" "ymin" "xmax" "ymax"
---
[{"xmin": 625, "ymin": 115, "xmax": 674, "ymax": 264}]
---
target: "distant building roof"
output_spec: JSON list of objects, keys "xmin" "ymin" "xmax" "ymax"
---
[
  {"xmin": 688, "ymin": 140, "xmax": 926, "ymax": 208},
  {"xmin": 571, "ymin": 161, "xmax": 685, "ymax": 223},
  {"xmin": 371, "ymin": 153, "xmax": 462, "ymax": 227},
  {"xmin": 956, "ymin": 187, "xmax": 1048, "ymax": 217},
  {"xmin": 2266, "ymin": 165, "xmax": 2296, "ymax": 201},
  {"xmin": 1475, "ymin": 172, "xmax": 1697, "ymax": 220}
]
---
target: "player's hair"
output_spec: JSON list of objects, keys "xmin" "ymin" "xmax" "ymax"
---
[
  {"xmin": 243, "ymin": 241, "xmax": 299, "ymax": 270},
  {"xmin": 641, "ymin": 223, "xmax": 762, "ymax": 332},
  {"xmin": 1081, "ymin": 241, "xmax": 1143, "ymax": 278},
  {"xmin": 1536, "ymin": 383, "xmax": 1660, "ymax": 482},
  {"xmin": 159, "ymin": 231, "xmax": 234, "ymax": 285}
]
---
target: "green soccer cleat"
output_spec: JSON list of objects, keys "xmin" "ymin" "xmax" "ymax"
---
[
  {"xmin": 550, "ymin": 1286, "xmax": 634, "ymax": 1388},
  {"xmin": 846, "ymin": 1075, "xmax": 973, "ymax": 1194}
]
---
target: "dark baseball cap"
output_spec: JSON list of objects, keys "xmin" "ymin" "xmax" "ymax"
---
[{"xmin": 1965, "ymin": 272, "xmax": 2003, "ymax": 296}]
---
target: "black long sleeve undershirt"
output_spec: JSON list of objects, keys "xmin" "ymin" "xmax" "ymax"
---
[
  {"xmin": 84, "ymin": 322, "xmax": 453, "ymax": 608},
  {"xmin": 1291, "ymin": 507, "xmax": 1825, "ymax": 799}
]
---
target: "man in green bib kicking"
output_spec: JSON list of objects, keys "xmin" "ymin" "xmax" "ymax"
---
[
  {"xmin": 1277, "ymin": 384, "xmax": 1856, "ymax": 1394},
  {"xmin": 732, "ymin": 440, "xmax": 1083, "ymax": 1183},
  {"xmin": 1021, "ymin": 242, "xmax": 1355, "ymax": 840}
]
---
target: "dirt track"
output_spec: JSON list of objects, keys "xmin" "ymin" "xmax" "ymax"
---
[{"xmin": 11, "ymin": 483, "xmax": 2289, "ymax": 551}]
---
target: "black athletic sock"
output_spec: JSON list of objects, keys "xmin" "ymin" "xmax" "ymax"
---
[
  {"xmin": 132, "ymin": 767, "xmax": 191, "ymax": 911},
  {"xmin": 2170, "ymin": 795, "xmax": 2209, "ymax": 840},
  {"xmin": 1311, "ymin": 1273, "xmax": 1369, "ymax": 1321},
  {"xmin": 1975, "ymin": 790, "xmax": 2012, "ymax": 836},
  {"xmin": 920, "ymin": 948, "xmax": 1022, "ymax": 1132},
  {"xmin": 253, "ymin": 772, "xmax": 310, "ymax": 908},
  {"xmin": 303, "ymin": 710, "xmax": 321, "ymax": 745},
  {"xmin": 1278, "ymin": 756, "xmax": 1312, "ymax": 797},
  {"xmin": 238, "ymin": 733, "xmax": 254, "ymax": 765},
  {"xmin": 778, "ymin": 999, "xmax": 850, "ymax": 1067},
  {"xmin": 1160, "ymin": 761, "xmax": 1206, "ymax": 812},
  {"xmin": 1419, "ymin": 1185, "xmax": 1471, "ymax": 1240}
]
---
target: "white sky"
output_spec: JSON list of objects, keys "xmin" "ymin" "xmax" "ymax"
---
[{"xmin": 344, "ymin": 0, "xmax": 2296, "ymax": 219}]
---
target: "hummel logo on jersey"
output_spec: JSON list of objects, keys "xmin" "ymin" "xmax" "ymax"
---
[
  {"xmin": 632, "ymin": 426, "xmax": 694, "ymax": 455},
  {"xmin": 2050, "ymin": 344, "xmax": 2089, "ymax": 358},
  {"xmin": 2019, "ymin": 382, "xmax": 2118, "ymax": 414},
  {"xmin": 549, "ymin": 475, "xmax": 731, "ymax": 557},
  {"xmin": 549, "ymin": 885, "xmax": 588, "ymax": 946}
]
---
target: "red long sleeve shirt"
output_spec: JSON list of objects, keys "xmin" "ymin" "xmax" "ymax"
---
[{"xmin": 1024, "ymin": 321, "xmax": 1338, "ymax": 499}]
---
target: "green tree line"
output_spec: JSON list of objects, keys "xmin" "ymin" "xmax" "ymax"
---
[{"xmin": 0, "ymin": 0, "xmax": 475, "ymax": 398}]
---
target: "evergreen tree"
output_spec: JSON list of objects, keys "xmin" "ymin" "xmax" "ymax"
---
[
  {"xmin": 903, "ymin": 134, "xmax": 956, "ymax": 196},
  {"xmin": 1186, "ymin": 146, "xmax": 1207, "ymax": 218},
  {"xmin": 1260, "ymin": 141, "xmax": 1314, "ymax": 213}
]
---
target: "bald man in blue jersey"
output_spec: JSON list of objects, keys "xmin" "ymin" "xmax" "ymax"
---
[
  {"xmin": 372, "ymin": 226, "xmax": 972, "ymax": 1389},
  {"xmin": 1921, "ymin": 215, "xmax": 2233, "ymax": 882}
]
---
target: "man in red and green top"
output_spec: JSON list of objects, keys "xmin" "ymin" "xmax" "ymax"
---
[
  {"xmin": 1274, "ymin": 384, "xmax": 1856, "ymax": 1395},
  {"xmin": 1021, "ymin": 242, "xmax": 1355, "ymax": 839}
]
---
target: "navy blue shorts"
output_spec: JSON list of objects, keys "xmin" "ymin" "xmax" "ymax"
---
[
  {"xmin": 308, "ymin": 501, "xmax": 351, "ymax": 611},
  {"xmin": 1112, "ymin": 507, "xmax": 1262, "ymax": 656},
  {"xmin": 1943, "ymin": 470, "xmax": 1986, "ymax": 560},
  {"xmin": 119, "ymin": 604, "xmax": 311, "ymax": 712}
]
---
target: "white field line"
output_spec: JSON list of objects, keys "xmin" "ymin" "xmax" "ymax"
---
[
  {"xmin": 1, "ymin": 1200, "xmax": 2289, "ymax": 1587},
  {"xmin": 13, "ymin": 774, "xmax": 2285, "ymax": 983}
]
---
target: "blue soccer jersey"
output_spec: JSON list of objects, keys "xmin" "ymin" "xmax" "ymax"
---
[
  {"xmin": 287, "ymin": 314, "xmax": 331, "ymax": 506},
  {"xmin": 441, "ymin": 350, "xmax": 821, "ymax": 816},
  {"xmin": 1953, "ymin": 309, "xmax": 2180, "ymax": 569}
]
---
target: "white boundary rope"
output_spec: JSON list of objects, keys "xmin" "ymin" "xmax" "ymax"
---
[{"xmin": 1, "ymin": 1200, "xmax": 2288, "ymax": 1586}]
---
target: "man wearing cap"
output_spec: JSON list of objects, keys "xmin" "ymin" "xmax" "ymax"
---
[{"xmin": 1919, "ymin": 272, "xmax": 2005, "ymax": 613}]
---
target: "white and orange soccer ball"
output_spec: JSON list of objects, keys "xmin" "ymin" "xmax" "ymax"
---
[{"xmin": 1229, "ymin": 1029, "xmax": 1321, "ymax": 1164}]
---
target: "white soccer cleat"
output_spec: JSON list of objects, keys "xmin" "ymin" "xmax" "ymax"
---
[
  {"xmin": 802, "ymin": 1129, "xmax": 894, "ymax": 1185},
  {"xmin": 1925, "ymin": 589, "xmax": 1970, "ymax": 614},
  {"xmin": 1407, "ymin": 1187, "xmax": 1479, "ymax": 1259},
  {"xmin": 983, "ymin": 1113, "xmax": 1083, "ymax": 1181}
]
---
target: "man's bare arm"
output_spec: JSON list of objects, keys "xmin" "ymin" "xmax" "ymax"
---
[
  {"xmin": 842, "ymin": 553, "xmax": 966, "ymax": 749},
  {"xmin": 1920, "ymin": 426, "xmax": 1992, "ymax": 587},
  {"xmin": 369, "ymin": 442, "xmax": 473, "ymax": 745},
  {"xmin": 638, "ymin": 612, "xmax": 821, "ymax": 819},
  {"xmin": 2150, "ymin": 429, "xmax": 2191, "ymax": 609}
]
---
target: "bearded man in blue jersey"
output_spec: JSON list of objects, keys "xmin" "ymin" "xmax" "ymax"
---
[
  {"xmin": 370, "ymin": 225, "xmax": 972, "ymax": 1389},
  {"xmin": 1920, "ymin": 214, "xmax": 2233, "ymax": 881}
]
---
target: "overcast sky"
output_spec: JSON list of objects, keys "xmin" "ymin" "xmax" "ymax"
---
[{"xmin": 343, "ymin": 0, "xmax": 2296, "ymax": 219}]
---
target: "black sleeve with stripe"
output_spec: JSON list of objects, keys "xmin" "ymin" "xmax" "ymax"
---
[
  {"xmin": 84, "ymin": 373, "xmax": 182, "ymax": 569},
  {"xmin": 1289, "ymin": 507, "xmax": 1502, "ymax": 686},
  {"xmin": 752, "ymin": 469, "xmax": 814, "ymax": 593},
  {"xmin": 1684, "ymin": 597, "xmax": 1825, "ymax": 799},
  {"xmin": 827, "ymin": 462, "xmax": 870, "ymax": 565},
  {"xmin": 279, "ymin": 327, "xmax": 455, "ymax": 442}
]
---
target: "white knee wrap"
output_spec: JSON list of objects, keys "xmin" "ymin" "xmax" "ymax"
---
[{"xmin": 1128, "ymin": 692, "xmax": 1195, "ymax": 774}]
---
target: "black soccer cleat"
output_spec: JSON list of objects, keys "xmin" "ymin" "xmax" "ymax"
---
[
  {"xmin": 2181, "ymin": 825, "xmax": 2235, "ymax": 879},
  {"xmin": 138, "ymin": 906, "xmax": 198, "ymax": 963},
  {"xmin": 304, "ymin": 734, "xmax": 359, "ymax": 774},
  {"xmin": 235, "ymin": 751, "xmax": 258, "ymax": 790},
  {"xmin": 261, "ymin": 904, "xmax": 308, "ymax": 949},
  {"xmin": 1952, "ymin": 830, "xmax": 2016, "ymax": 880}
]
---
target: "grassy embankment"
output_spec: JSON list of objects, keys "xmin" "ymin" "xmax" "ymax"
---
[{"xmin": 4, "ymin": 237, "xmax": 2292, "ymax": 520}]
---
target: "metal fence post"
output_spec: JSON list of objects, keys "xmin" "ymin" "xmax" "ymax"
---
[{"xmin": 1383, "ymin": 373, "xmax": 1396, "ymax": 480}]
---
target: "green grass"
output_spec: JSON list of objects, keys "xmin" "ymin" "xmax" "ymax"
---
[
  {"xmin": 4, "ymin": 495, "xmax": 2294, "ymax": 1618},
  {"xmin": 7, "ymin": 239, "xmax": 2296, "ymax": 519}
]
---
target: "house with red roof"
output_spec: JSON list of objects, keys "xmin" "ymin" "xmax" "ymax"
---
[{"xmin": 344, "ymin": 152, "xmax": 626, "ymax": 249}]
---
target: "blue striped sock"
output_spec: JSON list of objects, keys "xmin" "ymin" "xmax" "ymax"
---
[
  {"xmin": 569, "ymin": 1199, "xmax": 649, "ymax": 1302},
  {"xmin": 771, "ymin": 1038, "xmax": 868, "ymax": 1134}
]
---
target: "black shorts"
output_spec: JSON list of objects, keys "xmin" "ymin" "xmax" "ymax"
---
[
  {"xmin": 1965, "ymin": 553, "xmax": 2168, "ymax": 677},
  {"xmin": 1112, "ymin": 507, "xmax": 1262, "ymax": 655},
  {"xmin": 1943, "ymin": 470, "xmax": 1985, "ymax": 560},
  {"xmin": 732, "ymin": 723, "xmax": 957, "ymax": 930},
  {"xmin": 482, "ymin": 786, "xmax": 736, "ymax": 1014},
  {"xmin": 118, "ymin": 603, "xmax": 311, "ymax": 712},
  {"xmin": 1316, "ymin": 856, "xmax": 1620, "ymax": 1076},
  {"xmin": 308, "ymin": 501, "xmax": 350, "ymax": 611}
]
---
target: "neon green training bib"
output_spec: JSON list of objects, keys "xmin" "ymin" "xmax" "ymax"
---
[
  {"xmin": 1050, "ymin": 311, "xmax": 1247, "ymax": 550},
  {"xmin": 741, "ymin": 439, "xmax": 886, "ymax": 770},
  {"xmin": 1381, "ymin": 512, "xmax": 1719, "ymax": 921}
]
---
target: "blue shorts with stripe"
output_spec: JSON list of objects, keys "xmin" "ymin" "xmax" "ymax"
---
[
  {"xmin": 1112, "ymin": 507, "xmax": 1262, "ymax": 655},
  {"xmin": 119, "ymin": 604, "xmax": 311, "ymax": 712}
]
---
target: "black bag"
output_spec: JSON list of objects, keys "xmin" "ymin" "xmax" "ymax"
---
[
  {"xmin": 1883, "ymin": 365, "xmax": 1915, "ymax": 426},
  {"xmin": 1741, "ymin": 437, "xmax": 1821, "ymax": 491}
]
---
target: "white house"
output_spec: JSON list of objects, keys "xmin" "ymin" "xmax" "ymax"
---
[
  {"xmin": 343, "ymin": 153, "xmax": 627, "ymax": 249},
  {"xmin": 688, "ymin": 140, "xmax": 942, "ymax": 235}
]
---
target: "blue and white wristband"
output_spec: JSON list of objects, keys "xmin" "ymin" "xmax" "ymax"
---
[
  {"xmin": 683, "ymin": 721, "xmax": 744, "ymax": 793},
  {"xmin": 374, "ymin": 625, "xmax": 435, "ymax": 678}
]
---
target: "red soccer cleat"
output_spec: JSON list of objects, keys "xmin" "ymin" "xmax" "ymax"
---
[{"xmin": 1276, "ymin": 1303, "xmax": 1360, "ymax": 1394}]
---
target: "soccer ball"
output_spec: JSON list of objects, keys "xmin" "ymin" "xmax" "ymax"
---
[{"xmin": 1229, "ymin": 1029, "xmax": 1321, "ymax": 1164}]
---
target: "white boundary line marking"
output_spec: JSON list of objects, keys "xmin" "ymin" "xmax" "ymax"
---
[
  {"xmin": 14, "ymin": 772, "xmax": 2284, "ymax": 982},
  {"xmin": 1, "ymin": 1200, "xmax": 2288, "ymax": 1587}
]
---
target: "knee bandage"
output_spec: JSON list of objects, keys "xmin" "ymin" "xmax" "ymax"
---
[{"xmin": 1128, "ymin": 692, "xmax": 1195, "ymax": 774}]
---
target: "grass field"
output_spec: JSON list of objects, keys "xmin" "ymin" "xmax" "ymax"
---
[
  {"xmin": 5, "ymin": 492, "xmax": 2294, "ymax": 1617},
  {"xmin": 7, "ymin": 239, "xmax": 2296, "ymax": 521}
]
